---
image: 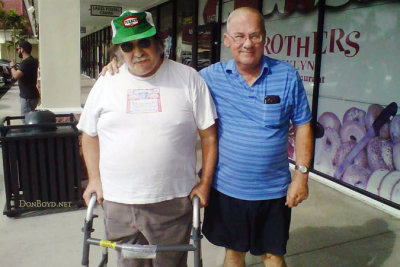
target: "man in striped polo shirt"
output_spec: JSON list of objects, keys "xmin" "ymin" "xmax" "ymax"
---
[{"xmin": 200, "ymin": 7, "xmax": 313, "ymax": 267}]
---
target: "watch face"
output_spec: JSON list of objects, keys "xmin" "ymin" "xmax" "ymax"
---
[{"xmin": 296, "ymin": 165, "xmax": 308, "ymax": 173}]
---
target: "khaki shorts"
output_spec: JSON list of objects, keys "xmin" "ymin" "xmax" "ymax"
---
[{"xmin": 103, "ymin": 197, "xmax": 193, "ymax": 267}]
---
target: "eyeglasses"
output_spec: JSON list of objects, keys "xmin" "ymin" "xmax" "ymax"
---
[
  {"xmin": 227, "ymin": 33, "xmax": 264, "ymax": 45},
  {"xmin": 120, "ymin": 38, "xmax": 152, "ymax": 52}
]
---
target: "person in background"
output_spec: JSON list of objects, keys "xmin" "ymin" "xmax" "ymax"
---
[
  {"xmin": 78, "ymin": 10, "xmax": 217, "ymax": 267},
  {"xmin": 10, "ymin": 40, "xmax": 40, "ymax": 116}
]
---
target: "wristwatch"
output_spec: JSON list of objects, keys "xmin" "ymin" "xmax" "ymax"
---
[{"xmin": 295, "ymin": 165, "xmax": 309, "ymax": 174}]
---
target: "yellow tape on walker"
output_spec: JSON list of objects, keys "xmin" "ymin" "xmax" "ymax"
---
[{"xmin": 100, "ymin": 240, "xmax": 117, "ymax": 249}]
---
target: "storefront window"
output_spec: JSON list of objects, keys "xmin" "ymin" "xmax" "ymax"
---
[
  {"xmin": 160, "ymin": 3, "xmax": 173, "ymax": 59},
  {"xmin": 176, "ymin": 0, "xmax": 195, "ymax": 66},
  {"xmin": 149, "ymin": 8, "xmax": 158, "ymax": 28},
  {"xmin": 197, "ymin": 0, "xmax": 219, "ymax": 70},
  {"xmin": 315, "ymin": 1, "xmax": 400, "ymax": 205}
]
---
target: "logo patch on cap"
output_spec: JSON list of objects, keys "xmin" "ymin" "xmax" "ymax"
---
[{"xmin": 123, "ymin": 16, "xmax": 139, "ymax": 27}]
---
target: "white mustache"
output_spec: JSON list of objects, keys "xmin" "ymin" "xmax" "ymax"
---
[{"xmin": 132, "ymin": 57, "xmax": 149, "ymax": 63}]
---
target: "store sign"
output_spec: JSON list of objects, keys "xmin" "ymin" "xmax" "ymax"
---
[
  {"xmin": 264, "ymin": 28, "xmax": 361, "ymax": 88},
  {"xmin": 263, "ymin": 0, "xmax": 363, "ymax": 14},
  {"xmin": 90, "ymin": 5, "xmax": 122, "ymax": 17}
]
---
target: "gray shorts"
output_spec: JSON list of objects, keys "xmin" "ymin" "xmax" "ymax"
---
[{"xmin": 103, "ymin": 197, "xmax": 193, "ymax": 267}]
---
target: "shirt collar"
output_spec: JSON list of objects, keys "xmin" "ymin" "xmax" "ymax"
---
[{"xmin": 225, "ymin": 55, "xmax": 270, "ymax": 75}]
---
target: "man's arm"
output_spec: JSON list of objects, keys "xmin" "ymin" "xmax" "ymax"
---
[
  {"xmin": 190, "ymin": 124, "xmax": 217, "ymax": 207},
  {"xmin": 10, "ymin": 60, "xmax": 23, "ymax": 80},
  {"xmin": 81, "ymin": 133, "xmax": 103, "ymax": 205},
  {"xmin": 285, "ymin": 121, "xmax": 313, "ymax": 208}
]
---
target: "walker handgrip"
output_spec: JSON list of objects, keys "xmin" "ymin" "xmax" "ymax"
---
[
  {"xmin": 192, "ymin": 196, "xmax": 200, "ymax": 229},
  {"xmin": 86, "ymin": 193, "xmax": 97, "ymax": 221}
]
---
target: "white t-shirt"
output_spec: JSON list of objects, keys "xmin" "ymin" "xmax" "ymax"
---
[{"xmin": 77, "ymin": 59, "xmax": 217, "ymax": 204}]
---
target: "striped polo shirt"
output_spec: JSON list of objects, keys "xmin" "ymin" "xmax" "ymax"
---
[{"xmin": 200, "ymin": 55, "xmax": 311, "ymax": 200}]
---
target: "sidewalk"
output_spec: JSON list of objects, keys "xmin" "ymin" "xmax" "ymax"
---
[{"xmin": 0, "ymin": 78, "xmax": 399, "ymax": 266}]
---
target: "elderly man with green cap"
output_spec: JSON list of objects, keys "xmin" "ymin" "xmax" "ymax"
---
[{"xmin": 77, "ymin": 10, "xmax": 217, "ymax": 267}]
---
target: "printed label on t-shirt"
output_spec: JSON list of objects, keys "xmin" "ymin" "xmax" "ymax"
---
[{"xmin": 126, "ymin": 88, "xmax": 162, "ymax": 114}]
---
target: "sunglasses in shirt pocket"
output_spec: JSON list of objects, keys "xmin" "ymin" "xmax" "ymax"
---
[{"xmin": 261, "ymin": 95, "xmax": 284, "ymax": 127}]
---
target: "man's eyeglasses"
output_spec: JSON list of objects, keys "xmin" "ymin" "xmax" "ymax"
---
[
  {"xmin": 227, "ymin": 33, "xmax": 264, "ymax": 45},
  {"xmin": 120, "ymin": 38, "xmax": 152, "ymax": 52}
]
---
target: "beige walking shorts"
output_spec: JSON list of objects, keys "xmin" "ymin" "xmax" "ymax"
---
[{"xmin": 103, "ymin": 196, "xmax": 193, "ymax": 267}]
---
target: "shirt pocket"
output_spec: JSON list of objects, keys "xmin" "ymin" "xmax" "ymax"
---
[{"xmin": 261, "ymin": 103, "xmax": 284, "ymax": 127}]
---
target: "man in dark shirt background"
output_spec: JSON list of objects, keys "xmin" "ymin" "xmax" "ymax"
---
[{"xmin": 10, "ymin": 40, "xmax": 40, "ymax": 116}]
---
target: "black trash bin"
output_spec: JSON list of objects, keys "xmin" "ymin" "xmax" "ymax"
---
[{"xmin": 0, "ymin": 112, "xmax": 83, "ymax": 217}]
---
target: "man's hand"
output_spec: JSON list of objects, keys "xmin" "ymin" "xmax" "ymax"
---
[
  {"xmin": 285, "ymin": 172, "xmax": 309, "ymax": 208},
  {"xmin": 83, "ymin": 177, "xmax": 103, "ymax": 206},
  {"xmin": 10, "ymin": 60, "xmax": 16, "ymax": 68},
  {"xmin": 190, "ymin": 181, "xmax": 211, "ymax": 207},
  {"xmin": 100, "ymin": 57, "xmax": 122, "ymax": 76}
]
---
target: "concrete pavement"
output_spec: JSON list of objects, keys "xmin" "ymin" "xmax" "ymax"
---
[{"xmin": 0, "ymin": 78, "xmax": 399, "ymax": 266}]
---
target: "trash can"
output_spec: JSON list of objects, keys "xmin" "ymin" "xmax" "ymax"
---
[{"xmin": 0, "ymin": 113, "xmax": 83, "ymax": 217}]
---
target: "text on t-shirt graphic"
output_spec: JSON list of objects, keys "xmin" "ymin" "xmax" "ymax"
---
[{"xmin": 126, "ymin": 88, "xmax": 162, "ymax": 114}]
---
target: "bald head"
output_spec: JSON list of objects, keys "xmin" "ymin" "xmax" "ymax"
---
[{"xmin": 227, "ymin": 7, "xmax": 266, "ymax": 34}]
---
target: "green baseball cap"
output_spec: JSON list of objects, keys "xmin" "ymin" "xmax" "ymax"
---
[{"xmin": 111, "ymin": 10, "xmax": 156, "ymax": 44}]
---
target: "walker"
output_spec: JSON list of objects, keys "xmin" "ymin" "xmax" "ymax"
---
[{"xmin": 81, "ymin": 194, "xmax": 203, "ymax": 267}]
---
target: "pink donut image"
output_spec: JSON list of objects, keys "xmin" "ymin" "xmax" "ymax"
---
[
  {"xmin": 340, "ymin": 121, "xmax": 366, "ymax": 143},
  {"xmin": 343, "ymin": 107, "xmax": 366, "ymax": 128},
  {"xmin": 315, "ymin": 127, "xmax": 341, "ymax": 176},
  {"xmin": 378, "ymin": 171, "xmax": 400, "ymax": 200},
  {"xmin": 342, "ymin": 165, "xmax": 371, "ymax": 190},
  {"xmin": 366, "ymin": 169, "xmax": 390, "ymax": 195},
  {"xmin": 288, "ymin": 141, "xmax": 294, "ymax": 159},
  {"xmin": 318, "ymin": 112, "xmax": 341, "ymax": 133},
  {"xmin": 367, "ymin": 137, "xmax": 394, "ymax": 171},
  {"xmin": 394, "ymin": 143, "xmax": 400, "ymax": 171},
  {"xmin": 391, "ymin": 115, "xmax": 400, "ymax": 144}
]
